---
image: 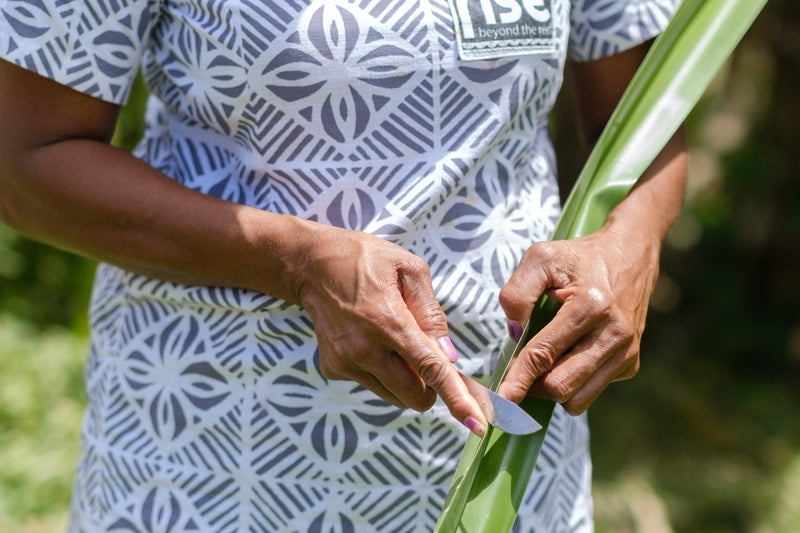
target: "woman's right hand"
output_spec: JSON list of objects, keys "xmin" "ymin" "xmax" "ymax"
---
[
  {"xmin": 0, "ymin": 59, "xmax": 487, "ymax": 436},
  {"xmin": 291, "ymin": 223, "xmax": 488, "ymax": 435}
]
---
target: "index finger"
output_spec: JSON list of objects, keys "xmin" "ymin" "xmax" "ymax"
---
[
  {"xmin": 497, "ymin": 295, "xmax": 601, "ymax": 404},
  {"xmin": 385, "ymin": 306, "xmax": 489, "ymax": 437}
]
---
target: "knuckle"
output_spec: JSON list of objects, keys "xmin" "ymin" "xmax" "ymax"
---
[
  {"xmin": 520, "ymin": 358, "xmax": 550, "ymax": 383},
  {"xmin": 524, "ymin": 341, "xmax": 559, "ymax": 371},
  {"xmin": 415, "ymin": 354, "xmax": 449, "ymax": 388},
  {"xmin": 618, "ymin": 355, "xmax": 640, "ymax": 381},
  {"xmin": 562, "ymin": 399, "xmax": 588, "ymax": 416},
  {"xmin": 512, "ymin": 347, "xmax": 554, "ymax": 388},
  {"xmin": 517, "ymin": 242, "xmax": 556, "ymax": 276},
  {"xmin": 527, "ymin": 241, "xmax": 556, "ymax": 261},
  {"xmin": 319, "ymin": 365, "xmax": 336, "ymax": 380},
  {"xmin": 582, "ymin": 286, "xmax": 612, "ymax": 317},
  {"xmin": 543, "ymin": 373, "xmax": 573, "ymax": 403},
  {"xmin": 318, "ymin": 355, "xmax": 342, "ymax": 380},
  {"xmin": 498, "ymin": 284, "xmax": 522, "ymax": 311},
  {"xmin": 416, "ymin": 301, "xmax": 447, "ymax": 328},
  {"xmin": 402, "ymin": 255, "xmax": 430, "ymax": 278},
  {"xmin": 626, "ymin": 343, "xmax": 640, "ymax": 362},
  {"xmin": 501, "ymin": 381, "xmax": 529, "ymax": 404},
  {"xmin": 317, "ymin": 341, "xmax": 363, "ymax": 380},
  {"xmin": 609, "ymin": 316, "xmax": 636, "ymax": 342},
  {"xmin": 619, "ymin": 367, "xmax": 638, "ymax": 381}
]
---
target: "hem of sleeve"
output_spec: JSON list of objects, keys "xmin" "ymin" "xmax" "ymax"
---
[
  {"xmin": 0, "ymin": 51, "xmax": 132, "ymax": 106},
  {"xmin": 0, "ymin": 0, "xmax": 154, "ymax": 106},
  {"xmin": 568, "ymin": 24, "xmax": 663, "ymax": 63},
  {"xmin": 567, "ymin": 1, "xmax": 680, "ymax": 63}
]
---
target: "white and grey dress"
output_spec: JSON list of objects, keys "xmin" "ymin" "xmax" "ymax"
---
[{"xmin": 0, "ymin": 0, "xmax": 677, "ymax": 530}]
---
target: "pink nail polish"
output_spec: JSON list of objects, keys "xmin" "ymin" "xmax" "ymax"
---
[
  {"xmin": 464, "ymin": 416, "xmax": 486, "ymax": 437},
  {"xmin": 507, "ymin": 321, "xmax": 523, "ymax": 343},
  {"xmin": 438, "ymin": 337, "xmax": 458, "ymax": 363}
]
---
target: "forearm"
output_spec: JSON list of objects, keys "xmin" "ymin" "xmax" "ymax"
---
[
  {"xmin": 568, "ymin": 41, "xmax": 688, "ymax": 255},
  {"xmin": 0, "ymin": 137, "xmax": 313, "ymax": 304},
  {"xmin": 600, "ymin": 128, "xmax": 688, "ymax": 260}
]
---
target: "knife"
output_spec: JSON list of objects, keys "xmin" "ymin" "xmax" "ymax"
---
[{"xmin": 459, "ymin": 372, "xmax": 542, "ymax": 435}]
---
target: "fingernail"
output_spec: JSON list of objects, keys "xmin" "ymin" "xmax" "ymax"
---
[
  {"xmin": 464, "ymin": 416, "xmax": 486, "ymax": 437},
  {"xmin": 507, "ymin": 321, "xmax": 523, "ymax": 343},
  {"xmin": 438, "ymin": 337, "xmax": 458, "ymax": 363}
]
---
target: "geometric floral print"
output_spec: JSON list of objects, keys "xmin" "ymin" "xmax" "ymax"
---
[{"xmin": 0, "ymin": 0, "xmax": 678, "ymax": 531}]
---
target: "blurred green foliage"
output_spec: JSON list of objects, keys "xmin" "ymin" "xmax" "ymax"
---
[
  {"xmin": 0, "ymin": 316, "xmax": 86, "ymax": 533},
  {"xmin": 1, "ymin": 3, "xmax": 799, "ymax": 532},
  {"xmin": 586, "ymin": 2, "xmax": 800, "ymax": 531},
  {"xmin": 0, "ymin": 226, "xmax": 94, "ymax": 331}
]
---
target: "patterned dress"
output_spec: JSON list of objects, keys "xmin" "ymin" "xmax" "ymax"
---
[{"xmin": 1, "ymin": 0, "xmax": 677, "ymax": 531}]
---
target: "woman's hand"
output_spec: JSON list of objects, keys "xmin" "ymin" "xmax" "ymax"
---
[
  {"xmin": 292, "ymin": 223, "xmax": 488, "ymax": 435},
  {"xmin": 496, "ymin": 226, "xmax": 659, "ymax": 415},
  {"xmin": 495, "ymin": 128, "xmax": 687, "ymax": 414},
  {"xmin": 494, "ymin": 40, "xmax": 689, "ymax": 415}
]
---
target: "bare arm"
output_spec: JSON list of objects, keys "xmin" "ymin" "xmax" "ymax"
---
[
  {"xmin": 497, "ymin": 42, "xmax": 688, "ymax": 414},
  {"xmin": 0, "ymin": 59, "xmax": 309, "ymax": 300},
  {"xmin": 570, "ymin": 41, "xmax": 687, "ymax": 245},
  {"xmin": 0, "ymin": 59, "xmax": 489, "ymax": 434}
]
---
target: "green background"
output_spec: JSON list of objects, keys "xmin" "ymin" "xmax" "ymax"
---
[{"xmin": 1, "ymin": 2, "xmax": 798, "ymax": 531}]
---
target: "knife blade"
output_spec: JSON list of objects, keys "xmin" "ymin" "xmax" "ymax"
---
[{"xmin": 459, "ymin": 372, "xmax": 542, "ymax": 435}]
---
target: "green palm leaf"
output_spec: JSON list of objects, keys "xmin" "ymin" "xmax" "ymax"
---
[{"xmin": 435, "ymin": 1, "xmax": 769, "ymax": 531}]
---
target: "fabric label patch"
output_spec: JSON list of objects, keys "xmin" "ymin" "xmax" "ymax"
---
[{"xmin": 449, "ymin": 0, "xmax": 555, "ymax": 61}]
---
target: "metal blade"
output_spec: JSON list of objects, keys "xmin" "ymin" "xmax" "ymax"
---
[{"xmin": 459, "ymin": 373, "xmax": 543, "ymax": 435}]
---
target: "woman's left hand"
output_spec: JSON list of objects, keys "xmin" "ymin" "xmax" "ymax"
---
[
  {"xmin": 496, "ymin": 225, "xmax": 660, "ymax": 415},
  {"xmin": 493, "ymin": 40, "xmax": 688, "ymax": 415}
]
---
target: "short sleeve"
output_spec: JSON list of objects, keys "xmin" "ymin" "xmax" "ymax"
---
[
  {"xmin": 0, "ymin": 0, "xmax": 161, "ymax": 104},
  {"xmin": 568, "ymin": 0, "xmax": 681, "ymax": 62}
]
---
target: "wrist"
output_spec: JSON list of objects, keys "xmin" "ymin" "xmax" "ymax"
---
[
  {"xmin": 237, "ymin": 207, "xmax": 321, "ymax": 305},
  {"xmin": 602, "ymin": 210, "xmax": 664, "ymax": 262}
]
